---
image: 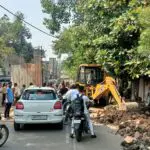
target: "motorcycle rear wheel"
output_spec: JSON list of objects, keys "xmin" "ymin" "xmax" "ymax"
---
[{"xmin": 0, "ymin": 125, "xmax": 9, "ymax": 147}]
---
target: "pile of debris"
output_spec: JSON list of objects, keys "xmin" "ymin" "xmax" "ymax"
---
[
  {"xmin": 93, "ymin": 106, "xmax": 150, "ymax": 149},
  {"xmin": 121, "ymin": 136, "xmax": 150, "ymax": 150}
]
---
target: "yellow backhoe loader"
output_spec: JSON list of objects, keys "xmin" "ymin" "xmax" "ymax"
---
[{"xmin": 76, "ymin": 64, "xmax": 127, "ymax": 110}]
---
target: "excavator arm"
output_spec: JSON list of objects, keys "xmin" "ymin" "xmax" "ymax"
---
[{"xmin": 92, "ymin": 76, "xmax": 126, "ymax": 110}]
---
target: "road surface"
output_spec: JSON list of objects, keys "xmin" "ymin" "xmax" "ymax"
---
[{"xmin": 0, "ymin": 122, "xmax": 123, "ymax": 150}]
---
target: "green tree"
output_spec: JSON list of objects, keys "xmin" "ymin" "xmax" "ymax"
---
[
  {"xmin": 0, "ymin": 15, "xmax": 14, "ymax": 66},
  {"xmin": 138, "ymin": 6, "xmax": 150, "ymax": 55},
  {"xmin": 0, "ymin": 12, "xmax": 36, "ymax": 63},
  {"xmin": 11, "ymin": 12, "xmax": 34, "ymax": 62},
  {"xmin": 41, "ymin": 0, "xmax": 74, "ymax": 34},
  {"xmin": 42, "ymin": 0, "xmax": 150, "ymax": 84}
]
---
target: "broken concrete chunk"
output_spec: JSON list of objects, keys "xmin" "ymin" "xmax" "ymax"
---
[
  {"xmin": 124, "ymin": 136, "xmax": 135, "ymax": 144},
  {"xmin": 134, "ymin": 131, "xmax": 140, "ymax": 139}
]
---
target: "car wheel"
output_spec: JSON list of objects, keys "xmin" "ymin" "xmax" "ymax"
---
[
  {"xmin": 57, "ymin": 121, "xmax": 63, "ymax": 130},
  {"xmin": 14, "ymin": 122, "xmax": 20, "ymax": 131}
]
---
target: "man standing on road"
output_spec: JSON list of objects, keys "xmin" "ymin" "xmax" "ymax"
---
[
  {"xmin": 29, "ymin": 82, "xmax": 34, "ymax": 88},
  {"xmin": 59, "ymin": 82, "xmax": 68, "ymax": 96},
  {"xmin": 4, "ymin": 82, "xmax": 14, "ymax": 119},
  {"xmin": 1, "ymin": 83, "xmax": 7, "ymax": 106},
  {"xmin": 12, "ymin": 83, "xmax": 20, "ymax": 105},
  {"xmin": 21, "ymin": 84, "xmax": 26, "ymax": 95}
]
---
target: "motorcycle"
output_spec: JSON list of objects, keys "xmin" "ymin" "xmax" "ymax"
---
[
  {"xmin": 0, "ymin": 124, "xmax": 9, "ymax": 147},
  {"xmin": 71, "ymin": 95, "xmax": 90, "ymax": 142},
  {"xmin": 73, "ymin": 113, "xmax": 89, "ymax": 142}
]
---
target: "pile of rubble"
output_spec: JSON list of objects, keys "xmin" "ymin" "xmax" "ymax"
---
[
  {"xmin": 93, "ymin": 106, "xmax": 150, "ymax": 149},
  {"xmin": 121, "ymin": 136, "xmax": 150, "ymax": 150}
]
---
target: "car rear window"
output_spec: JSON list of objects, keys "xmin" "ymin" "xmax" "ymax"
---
[{"xmin": 22, "ymin": 90, "xmax": 57, "ymax": 100}]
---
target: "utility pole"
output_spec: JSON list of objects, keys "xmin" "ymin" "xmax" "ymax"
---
[{"xmin": 40, "ymin": 46, "xmax": 43, "ymax": 85}]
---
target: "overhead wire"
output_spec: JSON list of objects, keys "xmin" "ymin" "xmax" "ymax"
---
[{"xmin": 0, "ymin": 4, "xmax": 57, "ymax": 38}]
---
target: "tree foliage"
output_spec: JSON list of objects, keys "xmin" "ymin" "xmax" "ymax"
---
[
  {"xmin": 41, "ymin": 0, "xmax": 76, "ymax": 34},
  {"xmin": 11, "ymin": 12, "xmax": 34, "ymax": 62},
  {"xmin": 138, "ymin": 6, "xmax": 150, "ymax": 55},
  {"xmin": 0, "ymin": 15, "xmax": 14, "ymax": 66},
  {"xmin": 0, "ymin": 12, "xmax": 35, "ymax": 63},
  {"xmin": 41, "ymin": 0, "xmax": 150, "ymax": 80}
]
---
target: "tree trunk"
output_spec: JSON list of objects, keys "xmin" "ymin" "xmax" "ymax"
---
[{"xmin": 131, "ymin": 80, "xmax": 139, "ymax": 101}]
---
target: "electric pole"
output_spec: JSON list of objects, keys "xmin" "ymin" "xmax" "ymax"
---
[{"xmin": 41, "ymin": 46, "xmax": 43, "ymax": 85}]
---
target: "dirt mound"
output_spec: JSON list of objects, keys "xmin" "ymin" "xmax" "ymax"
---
[
  {"xmin": 93, "ymin": 106, "xmax": 150, "ymax": 149},
  {"xmin": 121, "ymin": 138, "xmax": 150, "ymax": 150}
]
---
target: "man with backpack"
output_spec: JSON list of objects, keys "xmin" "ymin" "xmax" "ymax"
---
[{"xmin": 70, "ymin": 85, "xmax": 96, "ymax": 138}]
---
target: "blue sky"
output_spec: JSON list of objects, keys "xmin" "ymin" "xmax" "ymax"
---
[{"xmin": 0, "ymin": 0, "xmax": 56, "ymax": 60}]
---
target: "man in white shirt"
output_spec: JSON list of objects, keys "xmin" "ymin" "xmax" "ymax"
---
[
  {"xmin": 63, "ymin": 84, "xmax": 79, "ymax": 101},
  {"xmin": 62, "ymin": 84, "xmax": 79, "ymax": 123}
]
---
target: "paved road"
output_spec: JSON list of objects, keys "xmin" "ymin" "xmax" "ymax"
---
[
  {"xmin": 0, "ymin": 93, "xmax": 123, "ymax": 150},
  {"xmin": 0, "ymin": 122, "xmax": 123, "ymax": 150}
]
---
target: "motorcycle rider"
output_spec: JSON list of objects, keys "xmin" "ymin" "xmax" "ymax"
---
[
  {"xmin": 69, "ymin": 85, "xmax": 96, "ymax": 138},
  {"xmin": 63, "ymin": 84, "xmax": 79, "ymax": 102},
  {"xmin": 62, "ymin": 84, "xmax": 79, "ymax": 123}
]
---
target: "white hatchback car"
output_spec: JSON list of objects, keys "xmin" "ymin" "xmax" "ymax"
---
[{"xmin": 14, "ymin": 87, "xmax": 63, "ymax": 131}]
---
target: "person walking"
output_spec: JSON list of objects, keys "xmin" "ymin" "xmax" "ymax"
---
[
  {"xmin": 12, "ymin": 83, "xmax": 20, "ymax": 105},
  {"xmin": 4, "ymin": 82, "xmax": 14, "ymax": 119},
  {"xmin": 48, "ymin": 82, "xmax": 54, "ymax": 88},
  {"xmin": 66, "ymin": 82, "xmax": 70, "ymax": 89},
  {"xmin": 28, "ymin": 82, "xmax": 33, "ymax": 87},
  {"xmin": 59, "ymin": 82, "xmax": 68, "ymax": 96},
  {"xmin": 21, "ymin": 84, "xmax": 26, "ymax": 95},
  {"xmin": 1, "ymin": 83, "xmax": 7, "ymax": 106},
  {"xmin": 42, "ymin": 83, "xmax": 47, "ymax": 87}
]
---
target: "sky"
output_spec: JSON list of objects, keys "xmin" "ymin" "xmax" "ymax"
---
[{"xmin": 0, "ymin": 0, "xmax": 57, "ymax": 60}]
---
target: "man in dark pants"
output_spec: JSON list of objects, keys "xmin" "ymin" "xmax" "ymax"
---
[
  {"xmin": 4, "ymin": 82, "xmax": 14, "ymax": 119},
  {"xmin": 2, "ymin": 83, "xmax": 7, "ymax": 106}
]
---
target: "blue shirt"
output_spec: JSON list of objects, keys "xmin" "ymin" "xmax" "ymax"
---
[{"xmin": 7, "ymin": 88, "xmax": 14, "ymax": 103}]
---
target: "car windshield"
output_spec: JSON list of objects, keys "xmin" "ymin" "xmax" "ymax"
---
[{"xmin": 22, "ymin": 89, "xmax": 57, "ymax": 100}]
